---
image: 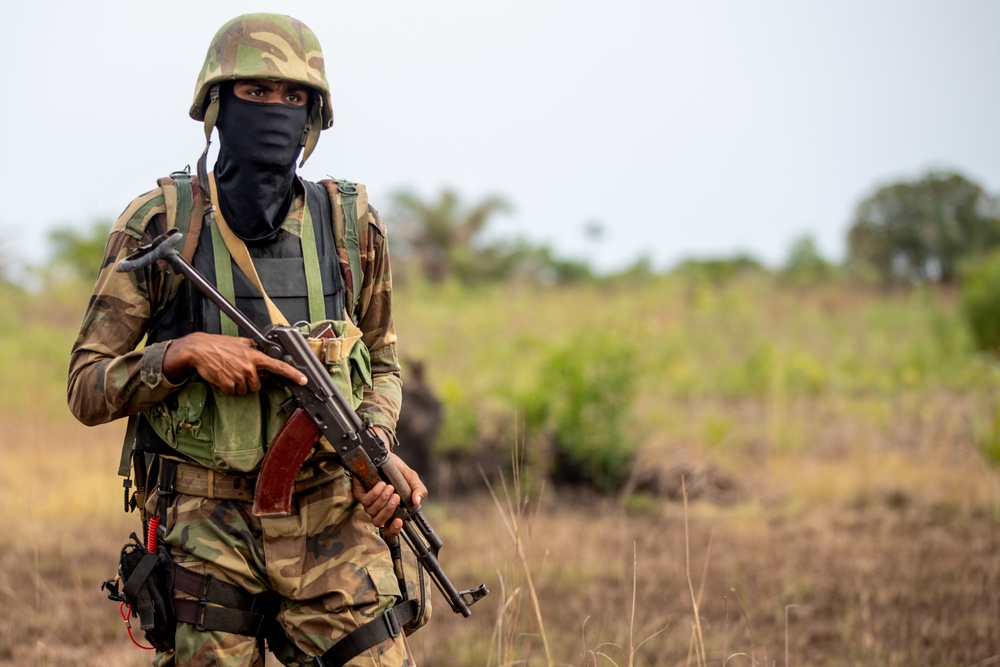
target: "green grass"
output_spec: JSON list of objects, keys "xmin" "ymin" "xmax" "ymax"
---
[
  {"xmin": 2, "ymin": 274, "xmax": 1000, "ymax": 665},
  {"xmin": 393, "ymin": 276, "xmax": 1000, "ymax": 466},
  {"xmin": 9, "ymin": 274, "xmax": 1000, "ymax": 472}
]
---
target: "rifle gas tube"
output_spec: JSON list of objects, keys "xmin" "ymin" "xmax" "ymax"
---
[{"xmin": 118, "ymin": 229, "xmax": 488, "ymax": 617}]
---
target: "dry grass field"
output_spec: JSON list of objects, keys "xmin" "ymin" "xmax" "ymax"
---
[{"xmin": 1, "ymin": 277, "xmax": 998, "ymax": 666}]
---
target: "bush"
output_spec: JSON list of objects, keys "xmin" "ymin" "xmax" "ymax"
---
[
  {"xmin": 960, "ymin": 250, "xmax": 1000, "ymax": 356},
  {"xmin": 521, "ymin": 334, "xmax": 638, "ymax": 492}
]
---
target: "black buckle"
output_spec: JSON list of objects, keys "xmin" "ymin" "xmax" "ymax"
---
[
  {"xmin": 382, "ymin": 607, "xmax": 400, "ymax": 639},
  {"xmin": 158, "ymin": 458, "xmax": 178, "ymax": 498},
  {"xmin": 194, "ymin": 573, "xmax": 214, "ymax": 631}
]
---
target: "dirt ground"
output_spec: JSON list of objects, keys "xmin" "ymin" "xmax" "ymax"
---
[
  {"xmin": 1, "ymin": 486, "xmax": 997, "ymax": 667},
  {"xmin": 1, "ymin": 405, "xmax": 998, "ymax": 666}
]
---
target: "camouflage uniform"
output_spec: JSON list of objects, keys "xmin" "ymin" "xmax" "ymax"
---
[{"xmin": 67, "ymin": 14, "xmax": 413, "ymax": 667}]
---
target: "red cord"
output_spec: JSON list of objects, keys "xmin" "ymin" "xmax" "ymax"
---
[
  {"xmin": 119, "ymin": 602, "xmax": 155, "ymax": 650},
  {"xmin": 147, "ymin": 516, "xmax": 160, "ymax": 552}
]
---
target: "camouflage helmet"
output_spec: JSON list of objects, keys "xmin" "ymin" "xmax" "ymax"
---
[{"xmin": 191, "ymin": 13, "xmax": 333, "ymax": 172}]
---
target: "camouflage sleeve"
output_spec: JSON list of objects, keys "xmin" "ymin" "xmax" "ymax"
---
[
  {"xmin": 66, "ymin": 190, "xmax": 185, "ymax": 426},
  {"xmin": 353, "ymin": 204, "xmax": 403, "ymax": 444}
]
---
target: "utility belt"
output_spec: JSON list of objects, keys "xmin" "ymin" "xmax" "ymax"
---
[
  {"xmin": 165, "ymin": 457, "xmax": 344, "ymax": 503},
  {"xmin": 104, "ymin": 455, "xmax": 427, "ymax": 665}
]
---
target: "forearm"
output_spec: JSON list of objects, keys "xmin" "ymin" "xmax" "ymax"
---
[
  {"xmin": 68, "ymin": 340, "xmax": 184, "ymax": 425},
  {"xmin": 359, "ymin": 345, "xmax": 403, "ymax": 443},
  {"xmin": 355, "ymin": 212, "xmax": 402, "ymax": 439}
]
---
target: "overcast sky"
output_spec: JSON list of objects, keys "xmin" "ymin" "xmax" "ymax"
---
[{"xmin": 2, "ymin": 1, "xmax": 998, "ymax": 275}]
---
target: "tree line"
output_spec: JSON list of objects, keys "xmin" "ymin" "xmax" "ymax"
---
[{"xmin": 11, "ymin": 169, "xmax": 1000, "ymax": 291}]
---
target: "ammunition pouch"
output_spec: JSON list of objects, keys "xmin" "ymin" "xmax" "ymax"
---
[
  {"xmin": 102, "ymin": 534, "xmax": 177, "ymax": 653},
  {"xmin": 103, "ymin": 534, "xmax": 282, "ymax": 653}
]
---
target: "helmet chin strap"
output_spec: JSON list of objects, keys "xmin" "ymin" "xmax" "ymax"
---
[
  {"xmin": 197, "ymin": 85, "xmax": 221, "ymax": 206},
  {"xmin": 299, "ymin": 95, "xmax": 326, "ymax": 167}
]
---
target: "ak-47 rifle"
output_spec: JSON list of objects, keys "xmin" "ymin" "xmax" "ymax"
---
[{"xmin": 117, "ymin": 228, "xmax": 488, "ymax": 617}]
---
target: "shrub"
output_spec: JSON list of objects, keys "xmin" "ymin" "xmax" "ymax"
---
[
  {"xmin": 521, "ymin": 334, "xmax": 638, "ymax": 492},
  {"xmin": 960, "ymin": 250, "xmax": 1000, "ymax": 356}
]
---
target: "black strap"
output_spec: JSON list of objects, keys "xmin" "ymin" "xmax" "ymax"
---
[
  {"xmin": 172, "ymin": 565, "xmax": 279, "ymax": 637},
  {"xmin": 174, "ymin": 567, "xmax": 257, "ymax": 611},
  {"xmin": 174, "ymin": 598, "xmax": 274, "ymax": 636},
  {"xmin": 313, "ymin": 601, "xmax": 419, "ymax": 667},
  {"xmin": 122, "ymin": 552, "xmax": 159, "ymax": 600},
  {"xmin": 122, "ymin": 552, "xmax": 160, "ymax": 630}
]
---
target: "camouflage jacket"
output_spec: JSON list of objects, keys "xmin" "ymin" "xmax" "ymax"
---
[{"xmin": 67, "ymin": 174, "xmax": 402, "ymax": 444}]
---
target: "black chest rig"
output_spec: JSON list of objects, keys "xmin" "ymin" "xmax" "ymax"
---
[{"xmin": 148, "ymin": 180, "xmax": 345, "ymax": 343}]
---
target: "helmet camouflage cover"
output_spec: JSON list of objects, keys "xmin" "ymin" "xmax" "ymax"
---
[{"xmin": 190, "ymin": 13, "xmax": 333, "ymax": 129}]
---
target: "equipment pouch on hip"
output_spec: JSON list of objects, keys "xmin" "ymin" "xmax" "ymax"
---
[{"xmin": 102, "ymin": 533, "xmax": 176, "ymax": 652}]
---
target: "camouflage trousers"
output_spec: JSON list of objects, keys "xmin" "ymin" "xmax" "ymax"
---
[{"xmin": 147, "ymin": 465, "xmax": 415, "ymax": 667}]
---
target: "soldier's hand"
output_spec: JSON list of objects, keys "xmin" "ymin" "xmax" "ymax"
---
[
  {"xmin": 163, "ymin": 332, "xmax": 307, "ymax": 395},
  {"xmin": 353, "ymin": 436, "xmax": 427, "ymax": 538}
]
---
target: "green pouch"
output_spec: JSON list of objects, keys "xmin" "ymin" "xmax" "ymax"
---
[
  {"xmin": 145, "ymin": 381, "xmax": 276, "ymax": 472},
  {"xmin": 303, "ymin": 319, "xmax": 373, "ymax": 409},
  {"xmin": 146, "ymin": 321, "xmax": 372, "ymax": 471}
]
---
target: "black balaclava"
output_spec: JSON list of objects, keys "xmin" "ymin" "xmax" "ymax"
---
[{"xmin": 214, "ymin": 84, "xmax": 309, "ymax": 242}]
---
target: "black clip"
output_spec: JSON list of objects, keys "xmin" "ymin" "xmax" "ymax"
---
[
  {"xmin": 195, "ymin": 573, "xmax": 214, "ymax": 632},
  {"xmin": 382, "ymin": 607, "xmax": 401, "ymax": 639}
]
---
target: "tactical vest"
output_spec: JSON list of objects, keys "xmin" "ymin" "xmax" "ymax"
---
[{"xmin": 124, "ymin": 171, "xmax": 374, "ymax": 473}]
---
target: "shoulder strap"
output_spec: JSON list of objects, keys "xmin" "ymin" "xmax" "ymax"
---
[
  {"xmin": 159, "ymin": 169, "xmax": 204, "ymax": 264},
  {"xmin": 324, "ymin": 178, "xmax": 374, "ymax": 323},
  {"xmin": 152, "ymin": 170, "xmax": 205, "ymax": 306},
  {"xmin": 207, "ymin": 171, "xmax": 290, "ymax": 329},
  {"xmin": 336, "ymin": 179, "xmax": 363, "ymax": 319}
]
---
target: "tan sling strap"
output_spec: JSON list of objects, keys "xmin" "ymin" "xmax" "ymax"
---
[{"xmin": 207, "ymin": 171, "xmax": 290, "ymax": 327}]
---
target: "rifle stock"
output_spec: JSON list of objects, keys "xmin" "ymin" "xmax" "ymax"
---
[{"xmin": 117, "ymin": 229, "xmax": 488, "ymax": 617}]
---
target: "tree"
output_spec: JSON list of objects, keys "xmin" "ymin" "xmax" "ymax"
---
[
  {"xmin": 846, "ymin": 171, "xmax": 1000, "ymax": 286},
  {"xmin": 390, "ymin": 189, "xmax": 512, "ymax": 283},
  {"xmin": 781, "ymin": 233, "xmax": 834, "ymax": 285},
  {"xmin": 671, "ymin": 253, "xmax": 766, "ymax": 285},
  {"xmin": 48, "ymin": 219, "xmax": 113, "ymax": 284}
]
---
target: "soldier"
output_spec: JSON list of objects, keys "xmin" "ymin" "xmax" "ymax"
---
[{"xmin": 67, "ymin": 13, "xmax": 425, "ymax": 667}]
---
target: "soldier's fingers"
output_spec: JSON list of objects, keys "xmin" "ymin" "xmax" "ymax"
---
[
  {"xmin": 358, "ymin": 481, "xmax": 388, "ymax": 507},
  {"xmin": 372, "ymin": 494, "xmax": 400, "ymax": 528},
  {"xmin": 408, "ymin": 476, "xmax": 427, "ymax": 507},
  {"xmin": 245, "ymin": 367, "xmax": 262, "ymax": 393},
  {"xmin": 382, "ymin": 517, "xmax": 403, "ymax": 539},
  {"xmin": 394, "ymin": 454, "xmax": 427, "ymax": 507},
  {"xmin": 253, "ymin": 353, "xmax": 307, "ymax": 385},
  {"xmin": 351, "ymin": 477, "xmax": 367, "ymax": 503}
]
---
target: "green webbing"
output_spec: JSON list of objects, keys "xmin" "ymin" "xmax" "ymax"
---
[
  {"xmin": 300, "ymin": 195, "xmax": 326, "ymax": 324},
  {"xmin": 118, "ymin": 415, "xmax": 138, "ymax": 477},
  {"xmin": 172, "ymin": 171, "xmax": 194, "ymax": 237},
  {"xmin": 209, "ymin": 217, "xmax": 240, "ymax": 337},
  {"xmin": 337, "ymin": 180, "xmax": 362, "ymax": 316}
]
